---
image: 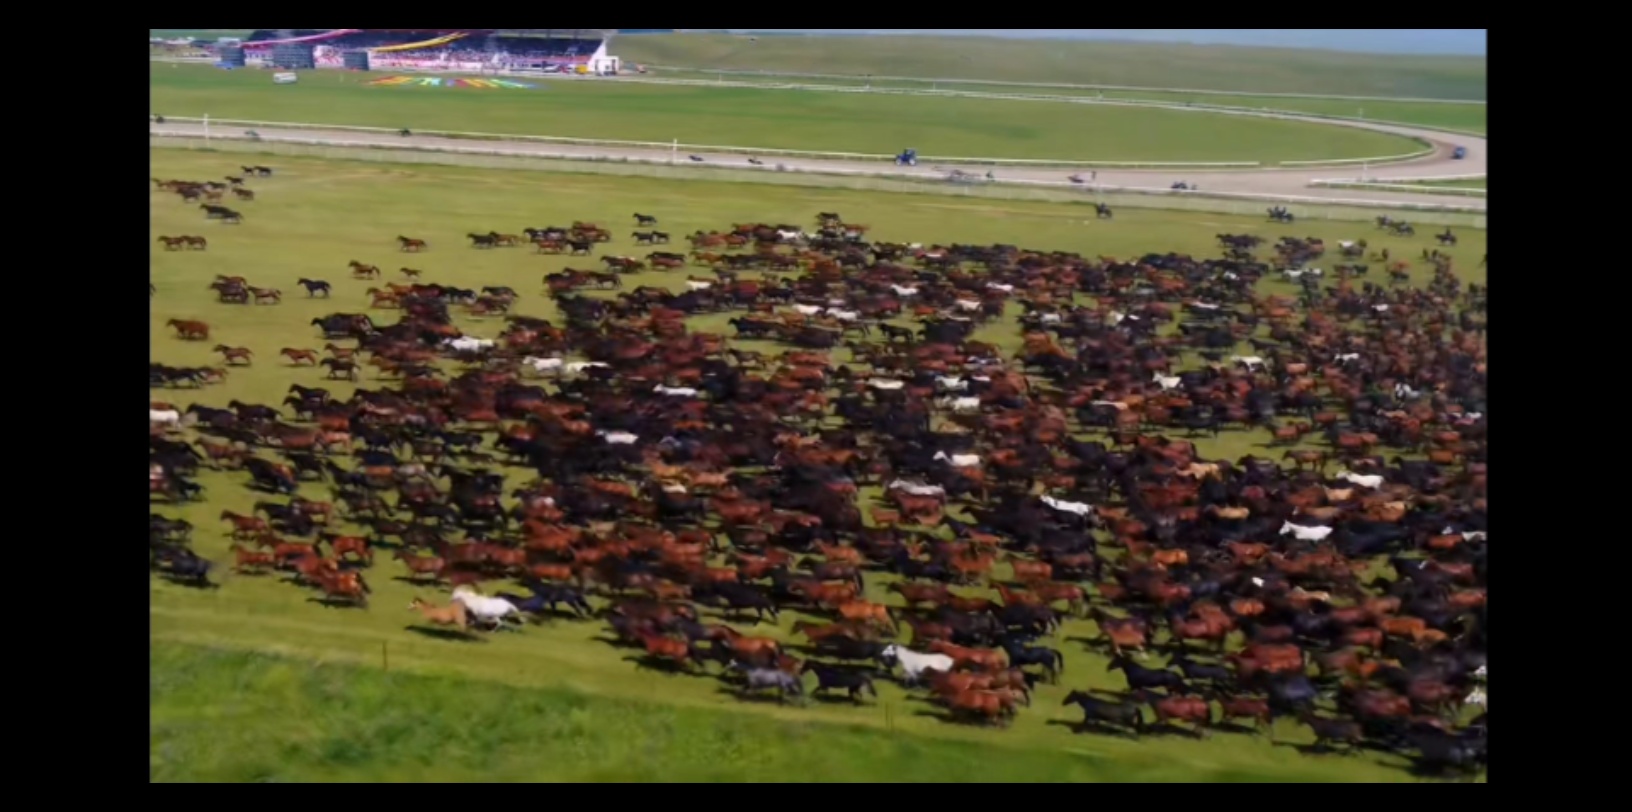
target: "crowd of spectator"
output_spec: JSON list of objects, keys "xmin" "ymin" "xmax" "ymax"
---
[{"xmin": 239, "ymin": 30, "xmax": 601, "ymax": 68}]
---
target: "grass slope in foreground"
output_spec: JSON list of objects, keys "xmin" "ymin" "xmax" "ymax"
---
[
  {"xmin": 149, "ymin": 150, "xmax": 1484, "ymax": 783},
  {"xmin": 149, "ymin": 63, "xmax": 1422, "ymax": 163},
  {"xmin": 155, "ymin": 641, "xmax": 1395, "ymax": 783},
  {"xmin": 615, "ymin": 34, "xmax": 1487, "ymax": 100}
]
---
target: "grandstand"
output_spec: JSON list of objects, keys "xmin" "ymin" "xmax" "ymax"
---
[{"xmin": 237, "ymin": 29, "xmax": 621, "ymax": 74}]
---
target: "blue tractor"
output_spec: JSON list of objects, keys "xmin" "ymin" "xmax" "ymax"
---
[
  {"xmin": 1452, "ymin": 146, "xmax": 1467, "ymax": 160},
  {"xmin": 895, "ymin": 148, "xmax": 918, "ymax": 166}
]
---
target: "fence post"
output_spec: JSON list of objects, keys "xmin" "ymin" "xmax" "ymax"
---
[{"xmin": 203, "ymin": 114, "xmax": 210, "ymax": 142}]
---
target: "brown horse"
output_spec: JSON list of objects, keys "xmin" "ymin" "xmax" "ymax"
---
[
  {"xmin": 409, "ymin": 597, "xmax": 469, "ymax": 629},
  {"xmin": 634, "ymin": 630, "xmax": 699, "ymax": 673},
  {"xmin": 349, "ymin": 261, "xmax": 381, "ymax": 279},
  {"xmin": 397, "ymin": 236, "xmax": 428, "ymax": 252},
  {"xmin": 213, "ymin": 345, "xmax": 253, "ymax": 365},
  {"xmin": 280, "ymin": 348, "xmax": 319, "ymax": 365},
  {"xmin": 943, "ymin": 688, "xmax": 1021, "ymax": 726},
  {"xmin": 167, "ymin": 319, "xmax": 209, "ymax": 340}
]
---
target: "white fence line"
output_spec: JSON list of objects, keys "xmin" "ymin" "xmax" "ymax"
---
[
  {"xmin": 1310, "ymin": 181, "xmax": 1485, "ymax": 197},
  {"xmin": 150, "ymin": 129, "xmax": 1487, "ymax": 214},
  {"xmin": 1280, "ymin": 150, "xmax": 1438, "ymax": 168},
  {"xmin": 637, "ymin": 65, "xmax": 1488, "ymax": 105},
  {"xmin": 1314, "ymin": 172, "xmax": 1486, "ymax": 183},
  {"xmin": 151, "ymin": 116, "xmax": 1261, "ymax": 169}
]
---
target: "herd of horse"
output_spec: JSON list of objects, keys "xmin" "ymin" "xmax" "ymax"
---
[{"xmin": 150, "ymin": 171, "xmax": 1487, "ymax": 777}]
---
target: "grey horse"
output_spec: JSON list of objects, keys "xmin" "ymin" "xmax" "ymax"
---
[{"xmin": 731, "ymin": 663, "xmax": 805, "ymax": 705}]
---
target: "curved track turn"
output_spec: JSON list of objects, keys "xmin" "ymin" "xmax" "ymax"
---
[{"xmin": 150, "ymin": 108, "xmax": 1485, "ymax": 211}]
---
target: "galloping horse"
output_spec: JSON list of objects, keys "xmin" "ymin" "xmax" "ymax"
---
[{"xmin": 166, "ymin": 319, "xmax": 209, "ymax": 340}]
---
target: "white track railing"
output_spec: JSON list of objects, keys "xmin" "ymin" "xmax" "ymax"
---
[
  {"xmin": 1310, "ymin": 180, "xmax": 1485, "ymax": 197},
  {"xmin": 150, "ymin": 128, "xmax": 1486, "ymax": 214},
  {"xmin": 150, "ymin": 116, "xmax": 1262, "ymax": 169},
  {"xmin": 1315, "ymin": 172, "xmax": 1487, "ymax": 183}
]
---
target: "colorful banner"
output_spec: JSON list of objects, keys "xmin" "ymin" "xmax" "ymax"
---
[
  {"xmin": 242, "ymin": 29, "xmax": 362, "ymax": 49},
  {"xmin": 366, "ymin": 75, "xmax": 537, "ymax": 89},
  {"xmin": 368, "ymin": 32, "xmax": 469, "ymax": 53}
]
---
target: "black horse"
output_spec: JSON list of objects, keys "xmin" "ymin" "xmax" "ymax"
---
[
  {"xmin": 1003, "ymin": 642, "xmax": 1066, "ymax": 683},
  {"xmin": 801, "ymin": 663, "xmax": 878, "ymax": 704},
  {"xmin": 1062, "ymin": 690, "xmax": 1144, "ymax": 735},
  {"xmin": 1107, "ymin": 655, "xmax": 1188, "ymax": 694},
  {"xmin": 297, "ymin": 278, "xmax": 332, "ymax": 297}
]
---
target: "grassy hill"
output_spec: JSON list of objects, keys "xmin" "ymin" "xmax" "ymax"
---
[{"xmin": 613, "ymin": 34, "xmax": 1487, "ymax": 100}]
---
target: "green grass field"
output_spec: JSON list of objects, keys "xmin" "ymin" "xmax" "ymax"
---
[
  {"xmin": 150, "ymin": 63, "xmax": 1425, "ymax": 163},
  {"xmin": 615, "ymin": 34, "xmax": 1487, "ymax": 100},
  {"xmin": 656, "ymin": 71, "xmax": 1486, "ymax": 135},
  {"xmin": 150, "ymin": 148, "xmax": 1485, "ymax": 782}
]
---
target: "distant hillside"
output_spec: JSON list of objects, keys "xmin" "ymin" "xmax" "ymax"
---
[{"xmin": 615, "ymin": 34, "xmax": 1486, "ymax": 100}]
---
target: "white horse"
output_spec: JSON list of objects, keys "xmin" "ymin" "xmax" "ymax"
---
[
  {"xmin": 826, "ymin": 308, "xmax": 861, "ymax": 322},
  {"xmin": 953, "ymin": 299, "xmax": 982, "ymax": 312},
  {"xmin": 685, "ymin": 279, "xmax": 713, "ymax": 291},
  {"xmin": 879, "ymin": 644, "xmax": 953, "ymax": 686},
  {"xmin": 567, "ymin": 361, "xmax": 609, "ymax": 374},
  {"xmin": 1336, "ymin": 470, "xmax": 1385, "ymax": 489},
  {"xmin": 986, "ymin": 282, "xmax": 1014, "ymax": 294},
  {"xmin": 1280, "ymin": 521, "xmax": 1333, "ymax": 542},
  {"xmin": 887, "ymin": 480, "xmax": 945, "ymax": 497},
  {"xmin": 1334, "ymin": 353, "xmax": 1361, "ymax": 363},
  {"xmin": 867, "ymin": 378, "xmax": 905, "ymax": 391},
  {"xmin": 792, "ymin": 304, "xmax": 823, "ymax": 316},
  {"xmin": 654, "ymin": 385, "xmax": 699, "ymax": 397},
  {"xmin": 1041, "ymin": 494, "xmax": 1093, "ymax": 518},
  {"xmin": 933, "ymin": 451, "xmax": 982, "ymax": 468},
  {"xmin": 939, "ymin": 396, "xmax": 981, "ymax": 413},
  {"xmin": 150, "ymin": 409, "xmax": 181, "ymax": 427},
  {"xmin": 890, "ymin": 285, "xmax": 919, "ymax": 297},
  {"xmin": 444, "ymin": 336, "xmax": 494, "ymax": 353},
  {"xmin": 936, "ymin": 376, "xmax": 968, "ymax": 392},
  {"xmin": 1152, "ymin": 372, "xmax": 1182, "ymax": 391},
  {"xmin": 451, "ymin": 587, "xmax": 524, "ymax": 631},
  {"xmin": 1464, "ymin": 688, "xmax": 1487, "ymax": 709},
  {"xmin": 598, "ymin": 430, "xmax": 639, "ymax": 445},
  {"xmin": 523, "ymin": 356, "xmax": 564, "ymax": 375},
  {"xmin": 1230, "ymin": 355, "xmax": 1267, "ymax": 371}
]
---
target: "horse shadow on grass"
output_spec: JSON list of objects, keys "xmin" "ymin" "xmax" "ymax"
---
[
  {"xmin": 712, "ymin": 685, "xmax": 808, "ymax": 707},
  {"xmin": 910, "ymin": 707, "xmax": 1012, "ymax": 729},
  {"xmin": 404, "ymin": 625, "xmax": 484, "ymax": 643},
  {"xmin": 305, "ymin": 596, "xmax": 369, "ymax": 610},
  {"xmin": 1045, "ymin": 718, "xmax": 1142, "ymax": 741},
  {"xmin": 622, "ymin": 654, "xmax": 701, "ymax": 676},
  {"xmin": 158, "ymin": 574, "xmax": 220, "ymax": 591}
]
